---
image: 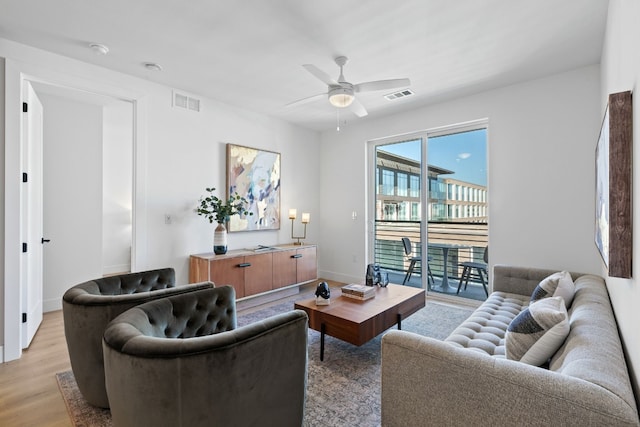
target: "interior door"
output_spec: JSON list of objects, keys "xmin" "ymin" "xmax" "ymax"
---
[{"xmin": 21, "ymin": 81, "xmax": 44, "ymax": 348}]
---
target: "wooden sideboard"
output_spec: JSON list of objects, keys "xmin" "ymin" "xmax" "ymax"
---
[{"xmin": 189, "ymin": 244, "xmax": 317, "ymax": 299}]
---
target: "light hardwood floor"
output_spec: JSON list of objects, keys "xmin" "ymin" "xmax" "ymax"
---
[{"xmin": 0, "ymin": 310, "xmax": 72, "ymax": 426}]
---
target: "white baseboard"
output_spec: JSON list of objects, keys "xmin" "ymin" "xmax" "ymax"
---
[
  {"xmin": 43, "ymin": 298, "xmax": 62, "ymax": 313},
  {"xmin": 317, "ymin": 269, "xmax": 361, "ymax": 285},
  {"xmin": 103, "ymin": 263, "xmax": 131, "ymax": 276}
]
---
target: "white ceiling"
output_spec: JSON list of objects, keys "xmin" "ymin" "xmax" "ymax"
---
[{"xmin": 0, "ymin": 0, "xmax": 608, "ymax": 131}]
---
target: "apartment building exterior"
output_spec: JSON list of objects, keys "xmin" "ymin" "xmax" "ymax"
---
[{"xmin": 376, "ymin": 150, "xmax": 487, "ymax": 222}]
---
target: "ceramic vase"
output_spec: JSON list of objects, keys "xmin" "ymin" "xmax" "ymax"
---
[{"xmin": 213, "ymin": 222, "xmax": 228, "ymax": 255}]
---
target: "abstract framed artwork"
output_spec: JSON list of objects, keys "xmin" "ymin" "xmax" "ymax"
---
[
  {"xmin": 226, "ymin": 143, "xmax": 281, "ymax": 232},
  {"xmin": 595, "ymin": 91, "xmax": 632, "ymax": 278}
]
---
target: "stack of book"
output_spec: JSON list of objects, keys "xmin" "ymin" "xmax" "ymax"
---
[{"xmin": 341, "ymin": 284, "xmax": 376, "ymax": 301}]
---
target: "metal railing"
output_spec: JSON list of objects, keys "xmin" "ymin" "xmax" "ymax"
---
[{"xmin": 374, "ymin": 220, "xmax": 488, "ymax": 281}]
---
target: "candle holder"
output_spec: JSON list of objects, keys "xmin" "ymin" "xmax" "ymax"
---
[{"xmin": 289, "ymin": 209, "xmax": 310, "ymax": 245}]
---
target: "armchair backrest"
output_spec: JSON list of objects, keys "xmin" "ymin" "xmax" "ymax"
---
[{"xmin": 63, "ymin": 268, "xmax": 176, "ymax": 300}]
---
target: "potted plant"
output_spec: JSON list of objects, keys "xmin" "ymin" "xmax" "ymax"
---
[{"xmin": 197, "ymin": 187, "xmax": 252, "ymax": 254}]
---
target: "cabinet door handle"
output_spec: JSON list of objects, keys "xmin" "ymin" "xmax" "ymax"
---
[
  {"xmin": 291, "ymin": 254, "xmax": 303, "ymax": 259},
  {"xmin": 238, "ymin": 262, "xmax": 252, "ymax": 268}
]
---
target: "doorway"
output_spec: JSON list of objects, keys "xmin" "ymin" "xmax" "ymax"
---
[
  {"xmin": 31, "ymin": 82, "xmax": 134, "ymax": 313},
  {"xmin": 368, "ymin": 121, "xmax": 488, "ymax": 301},
  {"xmin": 3, "ymin": 59, "xmax": 146, "ymax": 362}
]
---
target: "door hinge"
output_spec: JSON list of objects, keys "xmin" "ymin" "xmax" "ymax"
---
[
  {"xmin": 22, "ymin": 313, "xmax": 27, "ymax": 323},
  {"xmin": 22, "ymin": 102, "xmax": 28, "ymax": 113},
  {"xmin": 22, "ymin": 242, "xmax": 27, "ymax": 253},
  {"xmin": 22, "ymin": 172, "xmax": 28, "ymax": 183}
]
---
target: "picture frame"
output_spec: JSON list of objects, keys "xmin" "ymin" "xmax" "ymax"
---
[
  {"xmin": 226, "ymin": 143, "xmax": 281, "ymax": 232},
  {"xmin": 595, "ymin": 91, "xmax": 632, "ymax": 278}
]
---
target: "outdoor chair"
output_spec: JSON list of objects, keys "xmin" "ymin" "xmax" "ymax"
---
[
  {"xmin": 457, "ymin": 246, "xmax": 489, "ymax": 296},
  {"xmin": 401, "ymin": 237, "xmax": 434, "ymax": 287}
]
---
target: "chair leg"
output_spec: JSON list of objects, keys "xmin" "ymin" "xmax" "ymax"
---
[
  {"xmin": 427, "ymin": 265, "xmax": 435, "ymax": 287},
  {"xmin": 402, "ymin": 259, "xmax": 417, "ymax": 286},
  {"xmin": 478, "ymin": 269, "xmax": 489, "ymax": 296},
  {"xmin": 457, "ymin": 266, "xmax": 469, "ymax": 294}
]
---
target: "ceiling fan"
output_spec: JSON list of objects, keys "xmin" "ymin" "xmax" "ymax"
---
[{"xmin": 287, "ymin": 56, "xmax": 411, "ymax": 117}]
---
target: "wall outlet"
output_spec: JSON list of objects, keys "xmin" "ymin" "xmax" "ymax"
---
[{"xmin": 165, "ymin": 214, "xmax": 172, "ymax": 225}]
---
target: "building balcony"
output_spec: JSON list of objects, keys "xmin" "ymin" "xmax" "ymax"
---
[{"xmin": 374, "ymin": 220, "xmax": 488, "ymax": 301}]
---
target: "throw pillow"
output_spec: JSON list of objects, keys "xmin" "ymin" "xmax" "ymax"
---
[
  {"xmin": 505, "ymin": 296, "xmax": 570, "ymax": 366},
  {"xmin": 530, "ymin": 271, "xmax": 575, "ymax": 308}
]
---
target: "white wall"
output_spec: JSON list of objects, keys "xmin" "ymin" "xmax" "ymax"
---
[
  {"xmin": 600, "ymin": 0, "xmax": 640, "ymax": 398},
  {"xmin": 0, "ymin": 38, "xmax": 321, "ymax": 359},
  {"xmin": 318, "ymin": 65, "xmax": 602, "ymax": 288},
  {"xmin": 103, "ymin": 100, "xmax": 133, "ymax": 275},
  {"xmin": 39, "ymin": 93, "xmax": 104, "ymax": 312}
]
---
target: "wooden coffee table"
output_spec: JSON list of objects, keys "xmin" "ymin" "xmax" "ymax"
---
[{"xmin": 294, "ymin": 284, "xmax": 425, "ymax": 360}]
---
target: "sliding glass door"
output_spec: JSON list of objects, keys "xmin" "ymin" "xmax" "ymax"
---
[{"xmin": 368, "ymin": 121, "xmax": 488, "ymax": 301}]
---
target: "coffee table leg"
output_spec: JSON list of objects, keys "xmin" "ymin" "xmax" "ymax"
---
[
  {"xmin": 320, "ymin": 323, "xmax": 326, "ymax": 361},
  {"xmin": 397, "ymin": 313, "xmax": 402, "ymax": 330}
]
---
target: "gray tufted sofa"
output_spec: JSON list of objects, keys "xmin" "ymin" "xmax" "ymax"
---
[
  {"xmin": 103, "ymin": 286, "xmax": 309, "ymax": 427},
  {"xmin": 62, "ymin": 268, "xmax": 214, "ymax": 408},
  {"xmin": 381, "ymin": 265, "xmax": 640, "ymax": 426}
]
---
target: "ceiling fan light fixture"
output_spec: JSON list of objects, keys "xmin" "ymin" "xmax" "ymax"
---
[{"xmin": 328, "ymin": 86, "xmax": 354, "ymax": 108}]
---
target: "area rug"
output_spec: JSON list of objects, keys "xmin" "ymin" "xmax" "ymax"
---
[{"xmin": 56, "ymin": 298, "xmax": 473, "ymax": 427}]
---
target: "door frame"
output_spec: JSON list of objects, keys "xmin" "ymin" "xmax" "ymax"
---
[
  {"xmin": 365, "ymin": 119, "xmax": 489, "ymax": 292},
  {"xmin": 3, "ymin": 59, "xmax": 149, "ymax": 362}
]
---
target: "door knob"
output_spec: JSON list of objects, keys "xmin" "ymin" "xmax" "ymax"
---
[{"xmin": 41, "ymin": 238, "xmax": 51, "ymax": 244}]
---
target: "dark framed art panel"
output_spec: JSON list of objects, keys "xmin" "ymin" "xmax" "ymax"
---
[
  {"xmin": 226, "ymin": 143, "xmax": 281, "ymax": 232},
  {"xmin": 595, "ymin": 90, "xmax": 632, "ymax": 278}
]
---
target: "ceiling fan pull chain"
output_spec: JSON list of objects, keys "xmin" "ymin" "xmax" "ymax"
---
[{"xmin": 336, "ymin": 108, "xmax": 340, "ymax": 131}]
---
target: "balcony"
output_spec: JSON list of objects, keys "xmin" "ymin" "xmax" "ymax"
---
[{"xmin": 375, "ymin": 220, "xmax": 488, "ymax": 301}]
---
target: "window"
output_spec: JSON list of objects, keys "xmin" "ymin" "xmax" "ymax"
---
[
  {"xmin": 382, "ymin": 169, "xmax": 394, "ymax": 195},
  {"xmin": 410, "ymin": 175, "xmax": 420, "ymax": 198},
  {"xmin": 397, "ymin": 172, "xmax": 408, "ymax": 197}
]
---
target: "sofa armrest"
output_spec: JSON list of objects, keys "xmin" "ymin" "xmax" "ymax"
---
[{"xmin": 381, "ymin": 330, "xmax": 639, "ymax": 427}]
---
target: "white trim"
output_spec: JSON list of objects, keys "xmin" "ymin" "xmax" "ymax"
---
[
  {"xmin": 3, "ymin": 59, "xmax": 148, "ymax": 362},
  {"xmin": 4, "ymin": 59, "xmax": 23, "ymax": 362}
]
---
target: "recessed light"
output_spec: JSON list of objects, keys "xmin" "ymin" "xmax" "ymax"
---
[
  {"xmin": 143, "ymin": 62, "xmax": 163, "ymax": 72},
  {"xmin": 89, "ymin": 43, "xmax": 109, "ymax": 56}
]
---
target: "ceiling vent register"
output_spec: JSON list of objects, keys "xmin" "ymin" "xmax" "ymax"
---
[
  {"xmin": 173, "ymin": 91, "xmax": 201, "ymax": 112},
  {"xmin": 384, "ymin": 89, "xmax": 414, "ymax": 101}
]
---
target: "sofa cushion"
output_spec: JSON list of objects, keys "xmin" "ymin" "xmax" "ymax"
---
[
  {"xmin": 505, "ymin": 296, "xmax": 569, "ymax": 366},
  {"xmin": 445, "ymin": 291, "xmax": 530, "ymax": 357},
  {"xmin": 530, "ymin": 271, "xmax": 575, "ymax": 307}
]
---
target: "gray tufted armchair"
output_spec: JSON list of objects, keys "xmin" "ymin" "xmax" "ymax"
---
[
  {"xmin": 103, "ymin": 286, "xmax": 309, "ymax": 427},
  {"xmin": 62, "ymin": 268, "xmax": 214, "ymax": 408}
]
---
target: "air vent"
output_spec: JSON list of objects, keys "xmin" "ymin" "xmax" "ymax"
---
[
  {"xmin": 173, "ymin": 91, "xmax": 201, "ymax": 112},
  {"xmin": 384, "ymin": 89, "xmax": 414, "ymax": 101}
]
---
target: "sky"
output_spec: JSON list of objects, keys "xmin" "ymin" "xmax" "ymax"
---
[{"xmin": 380, "ymin": 129, "xmax": 487, "ymax": 186}]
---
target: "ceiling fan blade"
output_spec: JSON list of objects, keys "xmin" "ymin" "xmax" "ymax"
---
[
  {"xmin": 285, "ymin": 92, "xmax": 326, "ymax": 108},
  {"xmin": 302, "ymin": 64, "xmax": 340, "ymax": 86},
  {"xmin": 349, "ymin": 98, "xmax": 368, "ymax": 117},
  {"xmin": 354, "ymin": 78, "xmax": 411, "ymax": 93}
]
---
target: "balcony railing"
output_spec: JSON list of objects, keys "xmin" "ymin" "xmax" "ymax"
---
[{"xmin": 375, "ymin": 220, "xmax": 488, "ymax": 295}]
